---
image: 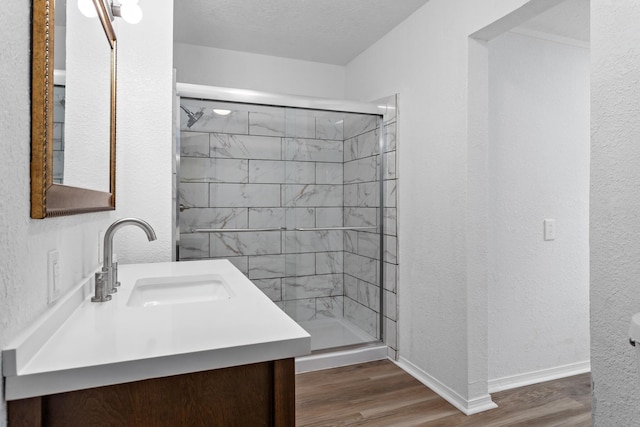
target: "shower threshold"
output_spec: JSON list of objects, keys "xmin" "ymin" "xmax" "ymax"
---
[
  {"xmin": 298, "ymin": 317, "xmax": 376, "ymax": 351},
  {"xmin": 295, "ymin": 317, "xmax": 387, "ymax": 373}
]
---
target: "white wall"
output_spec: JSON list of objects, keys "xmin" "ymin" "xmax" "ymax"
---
[
  {"xmin": 344, "ymin": 0, "xmax": 565, "ymax": 412},
  {"xmin": 174, "ymin": 42, "xmax": 346, "ymax": 99},
  {"xmin": 0, "ymin": 1, "xmax": 174, "ymax": 424},
  {"xmin": 15, "ymin": 1, "xmax": 640, "ymax": 424},
  {"xmin": 591, "ymin": 1, "xmax": 640, "ymax": 424},
  {"xmin": 0, "ymin": 2, "xmax": 114, "ymax": 425},
  {"xmin": 487, "ymin": 31, "xmax": 590, "ymax": 386}
]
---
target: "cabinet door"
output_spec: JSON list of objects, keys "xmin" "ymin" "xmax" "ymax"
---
[{"xmin": 9, "ymin": 359, "xmax": 296, "ymax": 427}]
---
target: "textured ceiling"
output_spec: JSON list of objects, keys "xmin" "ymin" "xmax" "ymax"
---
[
  {"xmin": 173, "ymin": 0, "xmax": 588, "ymax": 66},
  {"xmin": 173, "ymin": 0, "xmax": 430, "ymax": 65},
  {"xmin": 518, "ymin": 0, "xmax": 590, "ymax": 42}
]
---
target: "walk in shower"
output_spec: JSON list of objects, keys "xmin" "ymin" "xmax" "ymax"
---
[{"xmin": 175, "ymin": 85, "xmax": 398, "ymax": 358}]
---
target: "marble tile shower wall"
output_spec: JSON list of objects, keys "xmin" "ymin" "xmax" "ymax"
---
[
  {"xmin": 178, "ymin": 101, "xmax": 348, "ymax": 323},
  {"xmin": 178, "ymin": 98, "xmax": 398, "ymax": 358},
  {"xmin": 383, "ymin": 98, "xmax": 398, "ymax": 359},
  {"xmin": 341, "ymin": 98, "xmax": 399, "ymax": 360},
  {"xmin": 342, "ymin": 114, "xmax": 380, "ymax": 341}
]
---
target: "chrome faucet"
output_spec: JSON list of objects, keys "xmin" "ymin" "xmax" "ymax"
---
[{"xmin": 92, "ymin": 218, "xmax": 157, "ymax": 302}]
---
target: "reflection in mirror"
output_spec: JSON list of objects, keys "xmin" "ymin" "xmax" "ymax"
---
[
  {"xmin": 58, "ymin": 0, "xmax": 112, "ymax": 192},
  {"xmin": 53, "ymin": 84, "xmax": 65, "ymax": 184},
  {"xmin": 31, "ymin": 0, "xmax": 117, "ymax": 218}
]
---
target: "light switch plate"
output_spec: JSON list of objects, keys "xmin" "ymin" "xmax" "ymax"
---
[
  {"xmin": 544, "ymin": 219, "xmax": 556, "ymax": 241},
  {"xmin": 47, "ymin": 250, "xmax": 60, "ymax": 304}
]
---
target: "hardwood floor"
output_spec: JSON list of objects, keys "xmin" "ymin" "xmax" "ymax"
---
[{"xmin": 296, "ymin": 360, "xmax": 591, "ymax": 426}]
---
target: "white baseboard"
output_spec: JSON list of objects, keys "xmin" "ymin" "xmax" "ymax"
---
[
  {"xmin": 395, "ymin": 357, "xmax": 498, "ymax": 416},
  {"xmin": 488, "ymin": 360, "xmax": 591, "ymax": 393}
]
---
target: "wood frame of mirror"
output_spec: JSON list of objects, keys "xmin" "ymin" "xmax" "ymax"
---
[{"xmin": 31, "ymin": 0, "xmax": 117, "ymax": 218}]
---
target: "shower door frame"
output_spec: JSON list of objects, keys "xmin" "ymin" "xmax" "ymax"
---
[{"xmin": 174, "ymin": 83, "xmax": 390, "ymax": 344}]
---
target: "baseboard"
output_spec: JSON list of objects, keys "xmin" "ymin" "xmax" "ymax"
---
[
  {"xmin": 395, "ymin": 357, "xmax": 498, "ymax": 416},
  {"xmin": 488, "ymin": 360, "xmax": 591, "ymax": 393}
]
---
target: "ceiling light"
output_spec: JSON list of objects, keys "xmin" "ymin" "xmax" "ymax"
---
[{"xmin": 213, "ymin": 109, "xmax": 232, "ymax": 116}]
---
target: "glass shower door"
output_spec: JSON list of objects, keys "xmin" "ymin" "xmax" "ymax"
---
[
  {"xmin": 281, "ymin": 107, "xmax": 383, "ymax": 351},
  {"xmin": 177, "ymin": 97, "xmax": 384, "ymax": 353}
]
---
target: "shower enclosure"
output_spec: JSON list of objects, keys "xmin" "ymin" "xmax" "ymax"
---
[{"xmin": 175, "ymin": 86, "xmax": 396, "ymax": 355}]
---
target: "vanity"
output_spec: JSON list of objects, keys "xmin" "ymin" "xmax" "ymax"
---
[
  {"xmin": 2, "ymin": 260, "xmax": 311, "ymax": 426},
  {"xmin": 20, "ymin": 0, "xmax": 311, "ymax": 424},
  {"xmin": 21, "ymin": 1, "xmax": 311, "ymax": 423}
]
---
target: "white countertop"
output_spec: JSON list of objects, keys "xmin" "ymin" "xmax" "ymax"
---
[{"xmin": 2, "ymin": 260, "xmax": 310, "ymax": 400}]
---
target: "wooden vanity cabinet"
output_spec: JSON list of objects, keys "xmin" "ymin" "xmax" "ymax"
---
[{"xmin": 8, "ymin": 358, "xmax": 295, "ymax": 427}]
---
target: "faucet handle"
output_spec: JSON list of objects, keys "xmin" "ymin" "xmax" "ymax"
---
[
  {"xmin": 92, "ymin": 271, "xmax": 112, "ymax": 302},
  {"xmin": 113, "ymin": 253, "xmax": 121, "ymax": 287},
  {"xmin": 110, "ymin": 260, "xmax": 120, "ymax": 293}
]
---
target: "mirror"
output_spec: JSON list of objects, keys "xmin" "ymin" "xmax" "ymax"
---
[{"xmin": 31, "ymin": 0, "xmax": 117, "ymax": 218}]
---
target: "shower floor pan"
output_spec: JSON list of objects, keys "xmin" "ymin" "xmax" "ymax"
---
[
  {"xmin": 294, "ymin": 317, "xmax": 387, "ymax": 373},
  {"xmin": 298, "ymin": 317, "xmax": 377, "ymax": 351}
]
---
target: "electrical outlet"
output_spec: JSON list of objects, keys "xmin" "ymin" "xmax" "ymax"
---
[
  {"xmin": 544, "ymin": 219, "xmax": 556, "ymax": 241},
  {"xmin": 47, "ymin": 250, "xmax": 60, "ymax": 304}
]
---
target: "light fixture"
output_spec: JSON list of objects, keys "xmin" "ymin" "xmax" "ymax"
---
[
  {"xmin": 213, "ymin": 109, "xmax": 232, "ymax": 116},
  {"xmin": 111, "ymin": 0, "xmax": 143, "ymax": 24},
  {"xmin": 112, "ymin": 0, "xmax": 143, "ymax": 24},
  {"xmin": 79, "ymin": 0, "xmax": 143, "ymax": 24}
]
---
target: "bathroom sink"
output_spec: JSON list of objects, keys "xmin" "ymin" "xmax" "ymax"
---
[{"xmin": 127, "ymin": 274, "xmax": 233, "ymax": 308}]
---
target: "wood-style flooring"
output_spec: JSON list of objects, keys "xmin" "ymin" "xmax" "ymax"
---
[{"xmin": 295, "ymin": 360, "xmax": 591, "ymax": 426}]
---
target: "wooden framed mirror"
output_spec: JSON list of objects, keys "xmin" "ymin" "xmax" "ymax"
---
[{"xmin": 31, "ymin": 0, "xmax": 117, "ymax": 218}]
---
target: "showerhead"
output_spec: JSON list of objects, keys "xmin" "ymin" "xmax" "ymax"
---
[{"xmin": 180, "ymin": 105, "xmax": 204, "ymax": 128}]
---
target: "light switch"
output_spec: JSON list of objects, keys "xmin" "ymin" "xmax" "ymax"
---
[{"xmin": 544, "ymin": 219, "xmax": 556, "ymax": 241}]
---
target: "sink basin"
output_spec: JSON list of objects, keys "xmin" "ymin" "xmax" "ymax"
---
[{"xmin": 127, "ymin": 274, "xmax": 233, "ymax": 308}]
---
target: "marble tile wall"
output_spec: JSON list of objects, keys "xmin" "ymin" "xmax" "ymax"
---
[
  {"xmin": 178, "ymin": 97, "xmax": 399, "ymax": 356},
  {"xmin": 382, "ymin": 97, "xmax": 399, "ymax": 359},
  {"xmin": 342, "ymin": 120, "xmax": 382, "ymax": 341},
  {"xmin": 342, "ymin": 95, "xmax": 399, "ymax": 359},
  {"xmin": 178, "ymin": 100, "xmax": 348, "ymax": 324}
]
